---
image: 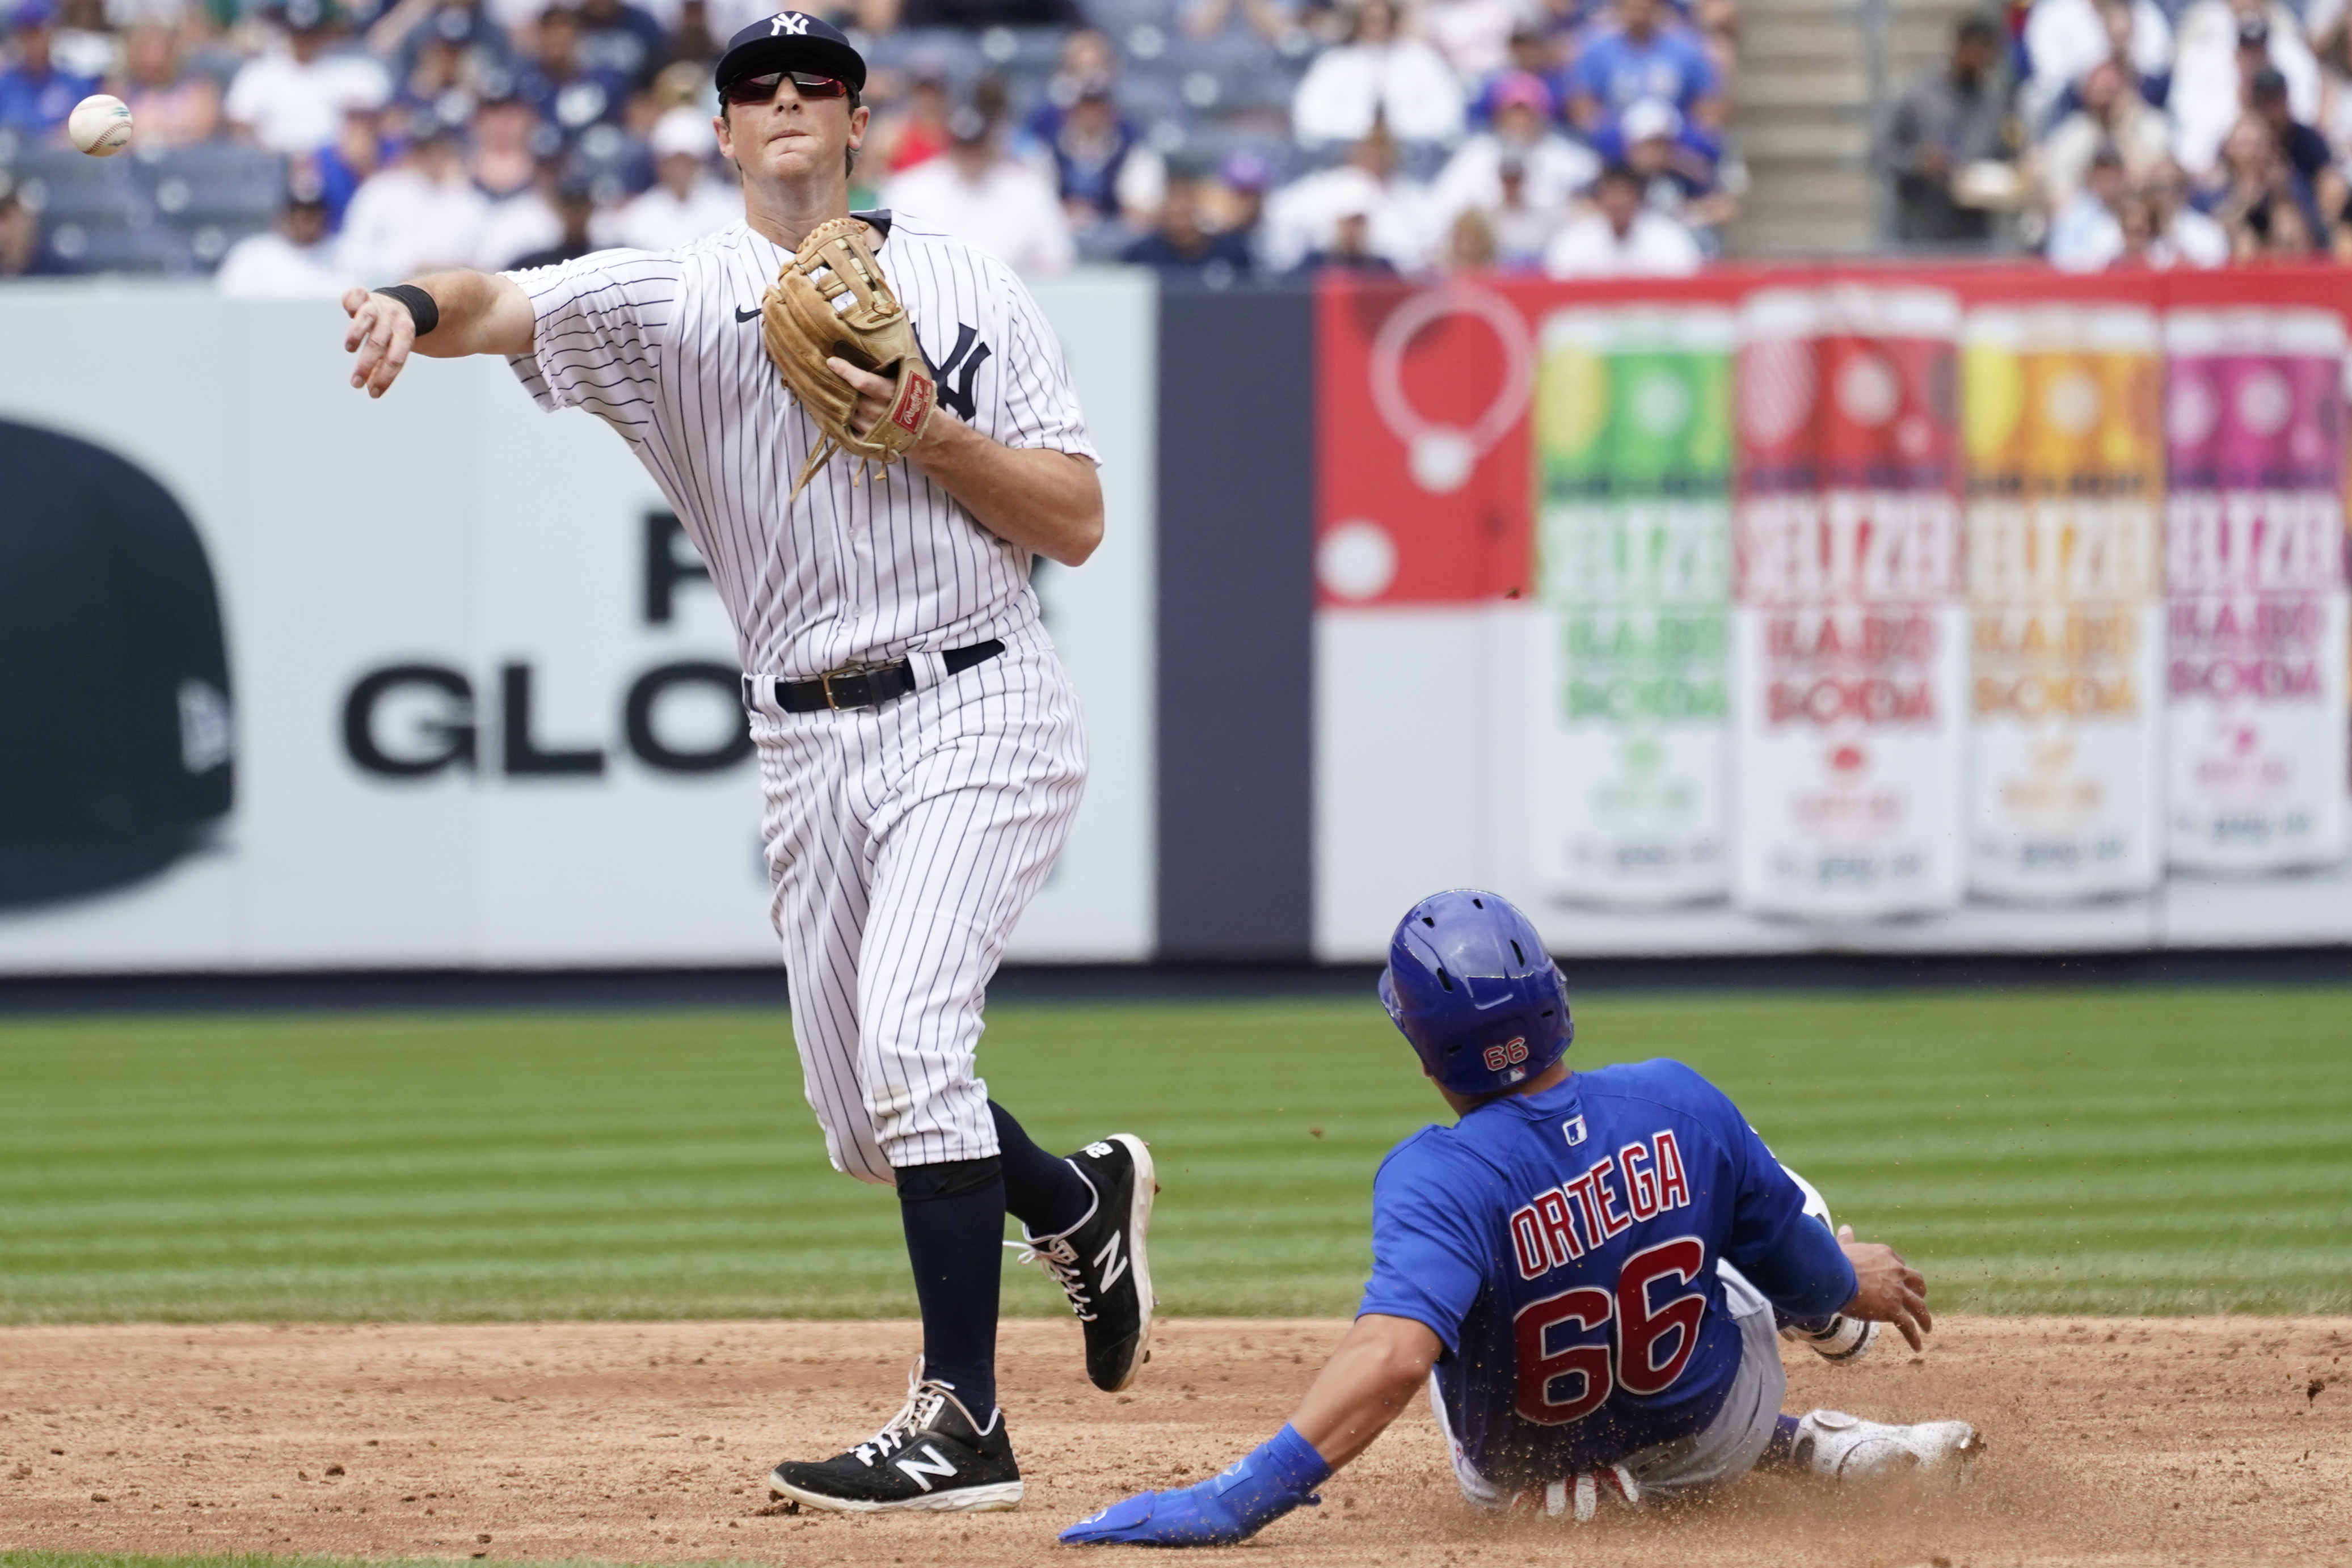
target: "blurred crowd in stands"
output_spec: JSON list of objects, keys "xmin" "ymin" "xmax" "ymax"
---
[
  {"xmin": 1886, "ymin": 0, "xmax": 2352, "ymax": 268},
  {"xmin": 0, "ymin": 0, "xmax": 1747, "ymax": 284}
]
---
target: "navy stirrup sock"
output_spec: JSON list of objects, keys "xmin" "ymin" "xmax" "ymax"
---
[
  {"xmin": 989, "ymin": 1100, "xmax": 1093, "ymax": 1236},
  {"xmin": 895, "ymin": 1156, "xmax": 1005, "ymax": 1417}
]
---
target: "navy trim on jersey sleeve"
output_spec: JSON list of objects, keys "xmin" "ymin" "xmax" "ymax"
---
[{"xmin": 1356, "ymin": 1129, "xmax": 1500, "ymax": 1355}]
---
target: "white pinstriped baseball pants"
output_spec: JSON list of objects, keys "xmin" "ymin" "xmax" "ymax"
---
[{"xmin": 747, "ymin": 629, "xmax": 1087, "ymax": 1185}]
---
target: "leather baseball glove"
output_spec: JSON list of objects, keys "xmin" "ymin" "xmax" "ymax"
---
[{"xmin": 761, "ymin": 216, "xmax": 939, "ymax": 500}]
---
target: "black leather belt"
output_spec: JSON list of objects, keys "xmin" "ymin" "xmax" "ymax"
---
[{"xmin": 744, "ymin": 639, "xmax": 1005, "ymax": 714}]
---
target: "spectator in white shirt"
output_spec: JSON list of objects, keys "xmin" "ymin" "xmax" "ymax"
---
[
  {"xmin": 2022, "ymin": 0, "xmax": 2172, "ymax": 129},
  {"xmin": 336, "ymin": 114, "xmax": 492, "ymax": 281},
  {"xmin": 1261, "ymin": 123, "xmax": 1435, "ymax": 271},
  {"xmin": 474, "ymin": 170, "xmax": 564, "ymax": 271},
  {"xmin": 224, "ymin": 0, "xmax": 394, "ymax": 156},
  {"xmin": 2170, "ymin": 0, "xmax": 2320, "ymax": 175},
  {"xmin": 2045, "ymin": 144, "xmax": 2127, "ymax": 268},
  {"xmin": 883, "ymin": 104, "xmax": 1076, "ymax": 276},
  {"xmin": 1428, "ymin": 71, "xmax": 1598, "ymax": 229},
  {"xmin": 1486, "ymin": 154, "xmax": 1567, "ymax": 267},
  {"xmin": 2146, "ymin": 154, "xmax": 2232, "ymax": 263},
  {"xmin": 2037, "ymin": 59, "xmax": 2172, "ymax": 205},
  {"xmin": 215, "ymin": 170, "xmax": 356, "ymax": 297},
  {"xmin": 1544, "ymin": 159, "xmax": 1704, "ymax": 275},
  {"xmin": 1418, "ymin": 0, "xmax": 1525, "ymax": 82},
  {"xmin": 1291, "ymin": 0, "xmax": 1468, "ymax": 149},
  {"xmin": 605, "ymin": 106, "xmax": 743, "ymax": 250}
]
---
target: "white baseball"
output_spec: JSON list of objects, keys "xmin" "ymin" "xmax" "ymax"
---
[{"xmin": 69, "ymin": 94, "xmax": 134, "ymax": 158}]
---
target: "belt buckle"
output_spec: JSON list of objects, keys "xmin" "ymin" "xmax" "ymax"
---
[{"xmin": 820, "ymin": 663, "xmax": 872, "ymax": 710}]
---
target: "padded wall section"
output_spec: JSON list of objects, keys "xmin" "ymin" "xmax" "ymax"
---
[{"xmin": 1154, "ymin": 284, "xmax": 1316, "ymax": 960}]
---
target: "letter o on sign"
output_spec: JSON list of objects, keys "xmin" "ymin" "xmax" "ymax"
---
[{"xmin": 626, "ymin": 661, "xmax": 755, "ymax": 773}]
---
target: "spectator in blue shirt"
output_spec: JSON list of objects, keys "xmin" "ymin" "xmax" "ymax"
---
[
  {"xmin": 1122, "ymin": 167, "xmax": 1254, "ymax": 284},
  {"xmin": 513, "ymin": 3, "xmax": 631, "ymax": 140},
  {"xmin": 573, "ymin": 0, "xmax": 668, "ymax": 88},
  {"xmin": 1026, "ymin": 75, "xmax": 1152, "ymax": 226},
  {"xmin": 1596, "ymin": 96, "xmax": 1737, "ymax": 247},
  {"xmin": 1562, "ymin": 0, "xmax": 1723, "ymax": 144},
  {"xmin": 0, "ymin": 0, "xmax": 99, "ymax": 143}
]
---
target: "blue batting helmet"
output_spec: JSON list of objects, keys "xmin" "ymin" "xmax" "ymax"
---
[{"xmin": 1379, "ymin": 889, "xmax": 1573, "ymax": 1097}]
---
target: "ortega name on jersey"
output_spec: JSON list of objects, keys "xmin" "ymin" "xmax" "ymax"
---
[{"xmin": 1359, "ymin": 1059, "xmax": 1840, "ymax": 1486}]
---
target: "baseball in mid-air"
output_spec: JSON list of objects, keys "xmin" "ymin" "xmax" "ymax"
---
[{"xmin": 69, "ymin": 94, "xmax": 134, "ymax": 157}]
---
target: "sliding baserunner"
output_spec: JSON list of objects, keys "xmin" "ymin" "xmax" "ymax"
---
[{"xmin": 1062, "ymin": 889, "xmax": 1979, "ymax": 1545}]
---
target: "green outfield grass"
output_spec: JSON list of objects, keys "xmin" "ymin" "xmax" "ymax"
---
[{"xmin": 0, "ymin": 987, "xmax": 2346, "ymax": 1323}]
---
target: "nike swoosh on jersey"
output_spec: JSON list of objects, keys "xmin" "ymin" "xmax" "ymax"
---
[{"xmin": 735, "ymin": 305, "xmax": 761, "ymax": 322}]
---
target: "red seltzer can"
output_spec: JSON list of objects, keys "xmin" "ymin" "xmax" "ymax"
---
[{"xmin": 1731, "ymin": 285, "xmax": 1970, "ymax": 918}]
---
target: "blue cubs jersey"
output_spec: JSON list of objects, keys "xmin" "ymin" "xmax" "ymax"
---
[{"xmin": 1357, "ymin": 1059, "xmax": 1853, "ymax": 1486}]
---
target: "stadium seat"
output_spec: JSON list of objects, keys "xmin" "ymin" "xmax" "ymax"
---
[
  {"xmin": 48, "ymin": 217, "xmax": 191, "ymax": 275},
  {"xmin": 8, "ymin": 147, "xmax": 145, "ymax": 229},
  {"xmin": 140, "ymin": 146, "xmax": 284, "ymax": 231}
]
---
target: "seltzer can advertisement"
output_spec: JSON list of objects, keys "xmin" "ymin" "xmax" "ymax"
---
[
  {"xmin": 1730, "ymin": 286, "xmax": 1970, "ymax": 918},
  {"xmin": 1535, "ymin": 306, "xmax": 1736, "ymax": 904},
  {"xmin": 1963, "ymin": 305, "xmax": 2166, "ymax": 901},
  {"xmin": 2163, "ymin": 307, "xmax": 2352, "ymax": 871}
]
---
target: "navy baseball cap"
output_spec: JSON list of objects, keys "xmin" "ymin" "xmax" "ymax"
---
[
  {"xmin": 716, "ymin": 12, "xmax": 866, "ymax": 94},
  {"xmin": 0, "ymin": 419, "xmax": 233, "ymax": 910}
]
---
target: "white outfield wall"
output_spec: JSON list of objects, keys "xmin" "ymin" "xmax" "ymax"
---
[
  {"xmin": 0, "ymin": 275, "xmax": 1155, "ymax": 971},
  {"xmin": 1313, "ymin": 604, "xmax": 2352, "ymax": 962}
]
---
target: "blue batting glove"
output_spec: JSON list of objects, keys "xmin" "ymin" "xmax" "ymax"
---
[
  {"xmin": 1060, "ymin": 1424, "xmax": 1330, "ymax": 1547},
  {"xmin": 1059, "ymin": 1481, "xmax": 1259, "ymax": 1546}
]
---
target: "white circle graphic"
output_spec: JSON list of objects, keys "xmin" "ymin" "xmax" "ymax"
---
[
  {"xmin": 1630, "ymin": 371, "xmax": 1691, "ymax": 438},
  {"xmin": 1319, "ymin": 520, "xmax": 1399, "ymax": 601},
  {"xmin": 2041, "ymin": 370, "xmax": 2100, "ymax": 435},
  {"xmin": 1410, "ymin": 432, "xmax": 1476, "ymax": 492},
  {"xmin": 1367, "ymin": 285, "xmax": 1535, "ymax": 495},
  {"xmin": 1835, "ymin": 352, "xmax": 1899, "ymax": 427},
  {"xmin": 2235, "ymin": 368, "xmax": 2291, "ymax": 437},
  {"xmin": 2168, "ymin": 374, "xmax": 2218, "ymax": 445}
]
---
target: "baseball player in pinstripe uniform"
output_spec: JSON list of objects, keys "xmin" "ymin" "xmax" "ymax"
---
[{"xmin": 337, "ymin": 10, "xmax": 1157, "ymax": 1516}]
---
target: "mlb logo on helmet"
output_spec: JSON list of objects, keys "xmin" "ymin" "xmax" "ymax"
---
[{"xmin": 1482, "ymin": 1037, "xmax": 1531, "ymax": 1075}]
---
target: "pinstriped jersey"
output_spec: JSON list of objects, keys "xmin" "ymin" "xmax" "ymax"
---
[{"xmin": 503, "ymin": 212, "xmax": 1098, "ymax": 678}]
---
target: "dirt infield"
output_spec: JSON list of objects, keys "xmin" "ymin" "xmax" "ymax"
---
[{"xmin": 2, "ymin": 1316, "xmax": 2346, "ymax": 1566}]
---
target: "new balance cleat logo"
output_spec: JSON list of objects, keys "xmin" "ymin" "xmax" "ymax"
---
[
  {"xmin": 768, "ymin": 1366, "xmax": 1023, "ymax": 1513},
  {"xmin": 896, "ymin": 1443, "xmax": 959, "ymax": 1491},
  {"xmin": 1015, "ymin": 1133, "xmax": 1156, "ymax": 1393},
  {"xmin": 1093, "ymin": 1230, "xmax": 1128, "ymax": 1291}
]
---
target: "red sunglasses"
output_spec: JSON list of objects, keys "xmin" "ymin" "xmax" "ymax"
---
[{"xmin": 723, "ymin": 69, "xmax": 851, "ymax": 105}]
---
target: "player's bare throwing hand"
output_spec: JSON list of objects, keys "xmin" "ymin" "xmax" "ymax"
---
[{"xmin": 340, "ymin": 10, "xmax": 1159, "ymax": 1516}]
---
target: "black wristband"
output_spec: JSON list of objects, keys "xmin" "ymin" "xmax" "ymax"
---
[{"xmin": 372, "ymin": 283, "xmax": 440, "ymax": 336}]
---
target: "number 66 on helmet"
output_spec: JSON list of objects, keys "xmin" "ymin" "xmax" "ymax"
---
[{"xmin": 1379, "ymin": 888, "xmax": 1574, "ymax": 1097}]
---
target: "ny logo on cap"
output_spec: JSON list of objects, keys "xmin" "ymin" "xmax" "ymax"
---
[{"xmin": 769, "ymin": 11, "xmax": 811, "ymax": 32}]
